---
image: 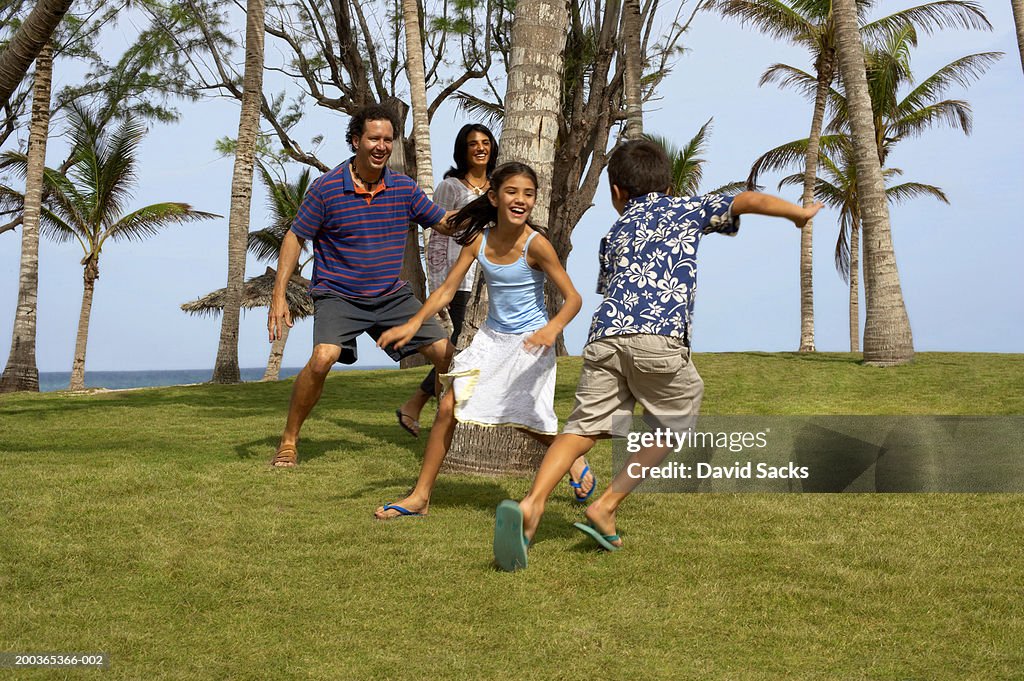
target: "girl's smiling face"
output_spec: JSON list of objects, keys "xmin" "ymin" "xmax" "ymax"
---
[{"xmin": 489, "ymin": 173, "xmax": 536, "ymax": 228}]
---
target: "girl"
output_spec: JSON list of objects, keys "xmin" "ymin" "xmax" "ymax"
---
[{"xmin": 374, "ymin": 162, "xmax": 592, "ymax": 519}]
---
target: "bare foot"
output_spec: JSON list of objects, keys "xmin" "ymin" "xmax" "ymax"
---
[
  {"xmin": 374, "ymin": 494, "xmax": 429, "ymax": 520},
  {"xmin": 583, "ymin": 502, "xmax": 623, "ymax": 549},
  {"xmin": 568, "ymin": 456, "xmax": 595, "ymax": 500}
]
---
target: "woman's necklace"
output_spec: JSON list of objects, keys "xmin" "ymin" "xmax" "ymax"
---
[
  {"xmin": 464, "ymin": 175, "xmax": 488, "ymax": 196},
  {"xmin": 351, "ymin": 163, "xmax": 382, "ymax": 190}
]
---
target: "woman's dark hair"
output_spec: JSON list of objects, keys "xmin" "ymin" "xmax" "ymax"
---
[
  {"xmin": 346, "ymin": 104, "xmax": 401, "ymax": 152},
  {"xmin": 453, "ymin": 162, "xmax": 538, "ymax": 246},
  {"xmin": 444, "ymin": 123, "xmax": 498, "ymax": 179},
  {"xmin": 607, "ymin": 139, "xmax": 673, "ymax": 199}
]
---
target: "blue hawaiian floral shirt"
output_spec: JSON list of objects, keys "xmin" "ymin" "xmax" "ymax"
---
[{"xmin": 587, "ymin": 192, "xmax": 740, "ymax": 346}]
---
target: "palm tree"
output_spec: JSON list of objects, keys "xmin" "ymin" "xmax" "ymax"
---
[
  {"xmin": 750, "ymin": 21, "xmax": 997, "ymax": 354},
  {"xmin": 713, "ymin": 0, "xmax": 991, "ymax": 353},
  {"xmin": 0, "ymin": 42, "xmax": 52, "ymax": 393},
  {"xmin": 444, "ymin": 0, "xmax": 570, "ymax": 475},
  {"xmin": 212, "ymin": 0, "xmax": 265, "ymax": 384},
  {"xmin": 832, "ymin": 0, "xmax": 913, "ymax": 365},
  {"xmin": 645, "ymin": 121, "xmax": 749, "ymax": 197},
  {"xmin": 622, "ymin": 0, "xmax": 645, "ymax": 139},
  {"xmin": 776, "ymin": 143, "xmax": 948, "ymax": 350},
  {"xmin": 0, "ymin": 0, "xmax": 73, "ymax": 107},
  {"xmin": 1013, "ymin": 0, "xmax": 1024, "ymax": 74},
  {"xmin": 246, "ymin": 165, "xmax": 312, "ymax": 379},
  {"xmin": 2, "ymin": 106, "xmax": 217, "ymax": 390},
  {"xmin": 402, "ymin": 0, "xmax": 434, "ymax": 197}
]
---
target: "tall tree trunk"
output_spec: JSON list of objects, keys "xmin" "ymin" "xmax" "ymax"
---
[
  {"xmin": 849, "ymin": 213, "xmax": 860, "ymax": 353},
  {"xmin": 444, "ymin": 0, "xmax": 569, "ymax": 475},
  {"xmin": 402, "ymin": 0, "xmax": 433, "ymax": 197},
  {"xmin": 796, "ymin": 50, "xmax": 835, "ymax": 353},
  {"xmin": 262, "ymin": 322, "xmax": 289, "ymax": 381},
  {"xmin": 1012, "ymin": 0, "xmax": 1024, "ymax": 75},
  {"xmin": 212, "ymin": 0, "xmax": 265, "ymax": 383},
  {"xmin": 833, "ymin": 0, "xmax": 913, "ymax": 366},
  {"xmin": 0, "ymin": 41, "xmax": 51, "ymax": 393},
  {"xmin": 497, "ymin": 0, "xmax": 568, "ymax": 230},
  {"xmin": 0, "ymin": 0, "xmax": 73, "ymax": 108},
  {"xmin": 69, "ymin": 257, "xmax": 98, "ymax": 391},
  {"xmin": 621, "ymin": 0, "xmax": 644, "ymax": 140}
]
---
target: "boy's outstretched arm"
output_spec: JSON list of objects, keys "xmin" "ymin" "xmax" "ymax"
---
[{"xmin": 731, "ymin": 191, "xmax": 823, "ymax": 229}]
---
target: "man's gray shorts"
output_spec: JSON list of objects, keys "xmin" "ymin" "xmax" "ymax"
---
[{"xmin": 312, "ymin": 283, "xmax": 447, "ymax": 365}]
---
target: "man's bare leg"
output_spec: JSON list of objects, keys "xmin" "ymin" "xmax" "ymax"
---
[{"xmin": 274, "ymin": 343, "xmax": 342, "ymax": 466}]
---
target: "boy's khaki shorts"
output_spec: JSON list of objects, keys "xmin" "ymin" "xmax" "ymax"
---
[{"xmin": 562, "ymin": 334, "xmax": 703, "ymax": 438}]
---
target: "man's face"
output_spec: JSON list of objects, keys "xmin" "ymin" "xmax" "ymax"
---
[{"xmin": 352, "ymin": 119, "xmax": 394, "ymax": 171}]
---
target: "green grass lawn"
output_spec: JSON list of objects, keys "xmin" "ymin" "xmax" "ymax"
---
[{"xmin": 2, "ymin": 352, "xmax": 1022, "ymax": 679}]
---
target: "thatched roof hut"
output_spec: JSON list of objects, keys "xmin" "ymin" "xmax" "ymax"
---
[{"xmin": 181, "ymin": 267, "xmax": 313, "ymax": 318}]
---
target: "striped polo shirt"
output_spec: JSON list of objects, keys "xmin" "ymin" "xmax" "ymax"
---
[{"xmin": 290, "ymin": 158, "xmax": 446, "ymax": 298}]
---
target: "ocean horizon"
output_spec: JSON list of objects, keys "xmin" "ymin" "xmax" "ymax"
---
[{"xmin": 36, "ymin": 366, "xmax": 393, "ymax": 392}]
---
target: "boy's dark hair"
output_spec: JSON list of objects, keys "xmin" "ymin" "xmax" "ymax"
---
[
  {"xmin": 346, "ymin": 105, "xmax": 401, "ymax": 152},
  {"xmin": 607, "ymin": 139, "xmax": 672, "ymax": 199},
  {"xmin": 444, "ymin": 123, "xmax": 499, "ymax": 180},
  {"xmin": 453, "ymin": 162, "xmax": 539, "ymax": 246}
]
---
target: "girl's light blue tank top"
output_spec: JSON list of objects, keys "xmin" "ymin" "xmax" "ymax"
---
[{"xmin": 478, "ymin": 229, "xmax": 548, "ymax": 334}]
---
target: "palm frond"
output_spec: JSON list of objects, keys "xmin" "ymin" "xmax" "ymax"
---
[
  {"xmin": 38, "ymin": 206, "xmax": 83, "ymax": 247},
  {"xmin": 452, "ymin": 91, "xmax": 504, "ymax": 129},
  {"xmin": 96, "ymin": 117, "xmax": 146, "ymax": 228},
  {"xmin": 886, "ymin": 181, "xmax": 949, "ymax": 205},
  {"xmin": 710, "ymin": 0, "xmax": 816, "ymax": 44},
  {"xmin": 889, "ymin": 99, "xmax": 972, "ymax": 140},
  {"xmin": 707, "ymin": 180, "xmax": 750, "ymax": 195},
  {"xmin": 759, "ymin": 63, "xmax": 819, "ymax": 100},
  {"xmin": 894, "ymin": 51, "xmax": 1001, "ymax": 121},
  {"xmin": 747, "ymin": 134, "xmax": 847, "ymax": 187},
  {"xmin": 247, "ymin": 228, "xmax": 286, "ymax": 262},
  {"xmin": 103, "ymin": 203, "xmax": 219, "ymax": 244},
  {"xmin": 862, "ymin": 0, "xmax": 991, "ymax": 47}
]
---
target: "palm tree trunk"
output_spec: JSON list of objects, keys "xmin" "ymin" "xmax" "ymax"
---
[
  {"xmin": 444, "ymin": 0, "xmax": 569, "ymax": 474},
  {"xmin": 796, "ymin": 51, "xmax": 835, "ymax": 353},
  {"xmin": 849, "ymin": 214, "xmax": 860, "ymax": 353},
  {"xmin": 497, "ymin": 0, "xmax": 568, "ymax": 229},
  {"xmin": 69, "ymin": 258, "xmax": 98, "ymax": 391},
  {"xmin": 1012, "ymin": 0, "xmax": 1024, "ymax": 75},
  {"xmin": 262, "ymin": 322, "xmax": 289, "ymax": 381},
  {"xmin": 622, "ymin": 0, "xmax": 644, "ymax": 140},
  {"xmin": 0, "ymin": 41, "xmax": 51, "ymax": 393},
  {"xmin": 212, "ymin": 0, "xmax": 265, "ymax": 384},
  {"xmin": 0, "ymin": 0, "xmax": 72, "ymax": 108},
  {"xmin": 833, "ymin": 0, "xmax": 914, "ymax": 366},
  {"xmin": 402, "ymin": 0, "xmax": 433, "ymax": 197}
]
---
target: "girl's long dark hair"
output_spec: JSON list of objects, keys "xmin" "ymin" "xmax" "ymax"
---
[
  {"xmin": 453, "ymin": 162, "xmax": 539, "ymax": 246},
  {"xmin": 443, "ymin": 123, "xmax": 498, "ymax": 179}
]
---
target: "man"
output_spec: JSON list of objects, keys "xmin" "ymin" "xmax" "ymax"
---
[{"xmin": 268, "ymin": 104, "xmax": 455, "ymax": 467}]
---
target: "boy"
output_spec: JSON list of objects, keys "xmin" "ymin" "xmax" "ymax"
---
[{"xmin": 493, "ymin": 139, "xmax": 822, "ymax": 571}]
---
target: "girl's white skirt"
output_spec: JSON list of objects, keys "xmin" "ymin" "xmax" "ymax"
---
[{"xmin": 441, "ymin": 324, "xmax": 558, "ymax": 435}]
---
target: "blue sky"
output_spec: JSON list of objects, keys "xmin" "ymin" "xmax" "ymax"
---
[{"xmin": 1, "ymin": 3, "xmax": 1022, "ymax": 373}]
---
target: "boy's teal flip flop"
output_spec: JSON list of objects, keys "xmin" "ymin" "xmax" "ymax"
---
[
  {"xmin": 572, "ymin": 521, "xmax": 621, "ymax": 552},
  {"xmin": 494, "ymin": 500, "xmax": 529, "ymax": 572}
]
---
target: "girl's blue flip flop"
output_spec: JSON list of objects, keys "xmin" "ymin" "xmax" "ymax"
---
[{"xmin": 569, "ymin": 464, "xmax": 597, "ymax": 503}]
